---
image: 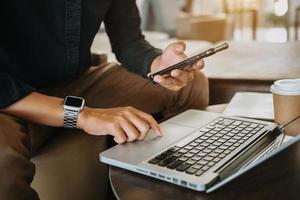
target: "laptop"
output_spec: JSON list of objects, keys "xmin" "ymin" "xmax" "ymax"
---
[{"xmin": 99, "ymin": 110, "xmax": 298, "ymax": 192}]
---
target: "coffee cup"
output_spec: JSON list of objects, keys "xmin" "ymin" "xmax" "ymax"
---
[{"xmin": 270, "ymin": 79, "xmax": 300, "ymax": 136}]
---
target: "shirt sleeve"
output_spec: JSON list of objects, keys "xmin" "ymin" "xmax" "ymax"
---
[
  {"xmin": 104, "ymin": 0, "xmax": 162, "ymax": 77},
  {"xmin": 0, "ymin": 72, "xmax": 35, "ymax": 109}
]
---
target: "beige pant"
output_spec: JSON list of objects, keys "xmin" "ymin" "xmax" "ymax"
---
[{"xmin": 0, "ymin": 63, "xmax": 209, "ymax": 200}]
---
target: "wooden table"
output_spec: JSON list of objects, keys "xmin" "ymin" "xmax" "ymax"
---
[
  {"xmin": 203, "ymin": 42, "xmax": 300, "ymax": 104},
  {"xmin": 109, "ymin": 104, "xmax": 300, "ymax": 199},
  {"xmin": 109, "ymin": 140, "xmax": 300, "ymax": 200}
]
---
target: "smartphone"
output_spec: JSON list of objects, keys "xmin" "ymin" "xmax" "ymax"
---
[{"xmin": 147, "ymin": 43, "xmax": 229, "ymax": 81}]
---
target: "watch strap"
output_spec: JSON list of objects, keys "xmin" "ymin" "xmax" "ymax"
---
[{"xmin": 63, "ymin": 109, "xmax": 79, "ymax": 129}]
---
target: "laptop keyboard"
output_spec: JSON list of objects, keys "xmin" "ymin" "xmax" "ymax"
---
[{"xmin": 148, "ymin": 117, "xmax": 266, "ymax": 177}]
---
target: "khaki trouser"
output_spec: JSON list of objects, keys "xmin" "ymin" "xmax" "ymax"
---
[{"xmin": 0, "ymin": 63, "xmax": 209, "ymax": 200}]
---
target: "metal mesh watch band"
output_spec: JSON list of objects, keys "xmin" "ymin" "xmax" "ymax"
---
[{"xmin": 63, "ymin": 109, "xmax": 78, "ymax": 129}]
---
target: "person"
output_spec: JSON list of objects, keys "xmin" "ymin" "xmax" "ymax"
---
[{"xmin": 0, "ymin": 0, "xmax": 208, "ymax": 199}]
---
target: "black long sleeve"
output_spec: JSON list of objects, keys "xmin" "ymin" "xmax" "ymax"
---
[
  {"xmin": 104, "ymin": 0, "xmax": 162, "ymax": 77},
  {"xmin": 0, "ymin": 0, "xmax": 162, "ymax": 109},
  {"xmin": 0, "ymin": 72, "xmax": 34, "ymax": 109}
]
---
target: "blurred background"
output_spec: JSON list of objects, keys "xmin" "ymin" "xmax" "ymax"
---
[
  {"xmin": 92, "ymin": 0, "xmax": 300, "ymax": 60},
  {"xmin": 91, "ymin": 0, "xmax": 300, "ymax": 105}
]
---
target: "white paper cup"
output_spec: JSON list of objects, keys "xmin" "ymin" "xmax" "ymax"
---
[{"xmin": 270, "ymin": 79, "xmax": 300, "ymax": 136}]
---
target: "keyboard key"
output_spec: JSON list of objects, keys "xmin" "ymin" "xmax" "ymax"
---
[
  {"xmin": 229, "ymin": 139, "xmax": 238, "ymax": 143},
  {"xmin": 223, "ymin": 150, "xmax": 231, "ymax": 154},
  {"xmin": 200, "ymin": 135, "xmax": 209, "ymax": 140},
  {"xmin": 215, "ymin": 133, "xmax": 223, "ymax": 137},
  {"xmin": 249, "ymin": 124, "xmax": 258, "ymax": 128},
  {"xmin": 232, "ymin": 121, "xmax": 242, "ymax": 126},
  {"xmin": 195, "ymin": 170, "xmax": 204, "ymax": 176},
  {"xmin": 195, "ymin": 145, "xmax": 205, "ymax": 150},
  {"xmin": 173, "ymin": 152, "xmax": 183, "ymax": 158},
  {"xmin": 242, "ymin": 122, "xmax": 250, "ymax": 126},
  {"xmin": 205, "ymin": 133, "xmax": 214, "ymax": 137},
  {"xmin": 211, "ymin": 136, "xmax": 219, "ymax": 140},
  {"xmin": 207, "ymin": 161, "xmax": 216, "ymax": 167},
  {"xmin": 184, "ymin": 145, "xmax": 193, "ymax": 150},
  {"xmin": 221, "ymin": 135, "xmax": 231, "ymax": 140},
  {"xmin": 148, "ymin": 158, "xmax": 160, "ymax": 164},
  {"xmin": 186, "ymin": 159, "xmax": 197, "ymax": 165},
  {"xmin": 208, "ymin": 152, "xmax": 218, "ymax": 157},
  {"xmin": 201, "ymin": 142, "xmax": 210, "ymax": 147},
  {"xmin": 185, "ymin": 153, "xmax": 195, "ymax": 158},
  {"xmin": 198, "ymin": 160, "xmax": 208, "ymax": 165},
  {"xmin": 228, "ymin": 146, "xmax": 235, "ymax": 151},
  {"xmin": 218, "ymin": 138, "xmax": 227, "ymax": 143},
  {"xmin": 212, "ymin": 141, "xmax": 222, "ymax": 146},
  {"xmin": 233, "ymin": 143, "xmax": 240, "ymax": 147},
  {"xmin": 224, "ymin": 142, "xmax": 234, "ymax": 146},
  {"xmin": 197, "ymin": 152, "xmax": 207, "ymax": 157},
  {"xmin": 203, "ymin": 156, "xmax": 214, "ymax": 161},
  {"xmin": 178, "ymin": 149, "xmax": 188, "ymax": 154},
  {"xmin": 202, "ymin": 148, "xmax": 212, "ymax": 154},
  {"xmin": 178, "ymin": 156, "xmax": 189, "ymax": 162},
  {"xmin": 213, "ymin": 157, "xmax": 221, "ymax": 162},
  {"xmin": 207, "ymin": 145, "xmax": 218, "ymax": 150},
  {"xmin": 231, "ymin": 129, "xmax": 239, "ymax": 134},
  {"xmin": 192, "ymin": 164, "xmax": 203, "ymax": 170},
  {"xmin": 214, "ymin": 149, "xmax": 224, "ymax": 154},
  {"xmin": 189, "ymin": 149, "xmax": 200, "ymax": 154},
  {"xmin": 226, "ymin": 133, "xmax": 235, "ymax": 137},
  {"xmin": 191, "ymin": 155, "xmax": 202, "ymax": 161},
  {"xmin": 206, "ymin": 139, "xmax": 215, "ymax": 144},
  {"xmin": 158, "ymin": 156, "xmax": 177, "ymax": 166},
  {"xmin": 167, "ymin": 160, "xmax": 183, "ymax": 169},
  {"xmin": 195, "ymin": 139, "xmax": 204, "ymax": 143},
  {"xmin": 201, "ymin": 166, "xmax": 210, "ymax": 171},
  {"xmin": 218, "ymin": 153, "xmax": 227, "ymax": 158},
  {"xmin": 218, "ymin": 145, "xmax": 228, "ymax": 150},
  {"xmin": 186, "ymin": 167, "xmax": 198, "ymax": 175},
  {"xmin": 189, "ymin": 142, "xmax": 199, "ymax": 146},
  {"xmin": 219, "ymin": 119, "xmax": 234, "ymax": 126},
  {"xmin": 155, "ymin": 154, "xmax": 168, "ymax": 161},
  {"xmin": 176, "ymin": 163, "xmax": 191, "ymax": 172}
]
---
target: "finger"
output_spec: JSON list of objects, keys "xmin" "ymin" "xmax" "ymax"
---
[
  {"xmin": 132, "ymin": 109, "xmax": 163, "ymax": 136},
  {"xmin": 190, "ymin": 59, "xmax": 204, "ymax": 70},
  {"xmin": 171, "ymin": 69, "xmax": 194, "ymax": 84},
  {"xmin": 125, "ymin": 112, "xmax": 150, "ymax": 140},
  {"xmin": 154, "ymin": 75, "xmax": 182, "ymax": 86},
  {"xmin": 110, "ymin": 123, "xmax": 127, "ymax": 144},
  {"xmin": 154, "ymin": 75, "xmax": 185, "ymax": 91},
  {"xmin": 118, "ymin": 117, "xmax": 140, "ymax": 142},
  {"xmin": 165, "ymin": 41, "xmax": 186, "ymax": 55}
]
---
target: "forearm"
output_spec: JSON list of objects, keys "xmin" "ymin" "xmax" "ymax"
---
[{"xmin": 1, "ymin": 92, "xmax": 65, "ymax": 127}]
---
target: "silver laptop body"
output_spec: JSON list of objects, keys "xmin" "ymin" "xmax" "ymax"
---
[{"xmin": 99, "ymin": 110, "xmax": 293, "ymax": 192}]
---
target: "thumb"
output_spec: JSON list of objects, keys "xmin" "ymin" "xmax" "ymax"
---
[{"xmin": 165, "ymin": 41, "xmax": 186, "ymax": 55}]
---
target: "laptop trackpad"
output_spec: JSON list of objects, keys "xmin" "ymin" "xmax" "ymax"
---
[{"xmin": 101, "ymin": 122, "xmax": 195, "ymax": 165}]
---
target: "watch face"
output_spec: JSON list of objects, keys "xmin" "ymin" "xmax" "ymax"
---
[{"xmin": 65, "ymin": 96, "xmax": 84, "ymax": 107}]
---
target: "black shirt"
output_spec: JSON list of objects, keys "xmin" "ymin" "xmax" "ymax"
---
[{"xmin": 0, "ymin": 0, "xmax": 162, "ymax": 109}]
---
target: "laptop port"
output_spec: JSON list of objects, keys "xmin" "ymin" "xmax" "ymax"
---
[
  {"xmin": 173, "ymin": 178, "xmax": 178, "ymax": 184},
  {"xmin": 150, "ymin": 172, "xmax": 157, "ymax": 177},
  {"xmin": 189, "ymin": 183, "xmax": 197, "ymax": 189},
  {"xmin": 180, "ymin": 180, "xmax": 187, "ymax": 186},
  {"xmin": 158, "ymin": 174, "xmax": 165, "ymax": 179}
]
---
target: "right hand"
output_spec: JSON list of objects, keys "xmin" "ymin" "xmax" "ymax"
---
[{"xmin": 77, "ymin": 106, "xmax": 163, "ymax": 144}]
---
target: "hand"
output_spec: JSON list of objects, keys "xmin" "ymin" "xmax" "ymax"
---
[
  {"xmin": 77, "ymin": 106, "xmax": 163, "ymax": 144},
  {"xmin": 150, "ymin": 41, "xmax": 204, "ymax": 91}
]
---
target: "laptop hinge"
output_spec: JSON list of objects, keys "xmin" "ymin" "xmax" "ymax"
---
[{"xmin": 214, "ymin": 129, "xmax": 277, "ymax": 180}]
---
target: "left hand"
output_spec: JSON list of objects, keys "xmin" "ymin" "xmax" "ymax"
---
[{"xmin": 150, "ymin": 41, "xmax": 204, "ymax": 91}]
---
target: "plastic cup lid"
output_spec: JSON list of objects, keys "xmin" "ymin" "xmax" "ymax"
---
[{"xmin": 270, "ymin": 78, "xmax": 300, "ymax": 96}]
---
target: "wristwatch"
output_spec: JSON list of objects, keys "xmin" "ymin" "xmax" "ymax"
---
[{"xmin": 63, "ymin": 96, "xmax": 85, "ymax": 129}]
